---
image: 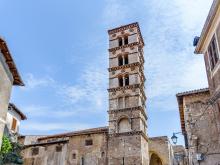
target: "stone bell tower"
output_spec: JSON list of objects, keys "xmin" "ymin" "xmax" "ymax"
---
[{"xmin": 107, "ymin": 22, "xmax": 149, "ymax": 165}]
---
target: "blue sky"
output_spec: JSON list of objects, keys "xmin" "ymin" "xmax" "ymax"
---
[{"xmin": 0, "ymin": 0, "xmax": 212, "ymax": 145}]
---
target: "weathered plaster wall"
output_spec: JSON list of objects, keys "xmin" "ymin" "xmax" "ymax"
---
[{"xmin": 0, "ymin": 52, "xmax": 13, "ymax": 149}]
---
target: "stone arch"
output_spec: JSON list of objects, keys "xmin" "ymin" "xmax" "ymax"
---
[
  {"xmin": 117, "ymin": 116, "xmax": 131, "ymax": 133},
  {"xmin": 149, "ymin": 153, "xmax": 163, "ymax": 165}
]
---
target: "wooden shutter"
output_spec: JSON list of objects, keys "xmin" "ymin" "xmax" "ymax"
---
[{"xmin": 11, "ymin": 118, "xmax": 17, "ymax": 131}]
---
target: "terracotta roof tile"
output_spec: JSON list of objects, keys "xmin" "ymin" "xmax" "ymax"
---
[{"xmin": 0, "ymin": 37, "xmax": 24, "ymax": 86}]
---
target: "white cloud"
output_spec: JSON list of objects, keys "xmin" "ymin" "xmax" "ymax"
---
[
  {"xmin": 21, "ymin": 73, "xmax": 55, "ymax": 90},
  {"xmin": 180, "ymin": 58, "xmax": 208, "ymax": 90},
  {"xmin": 102, "ymin": 0, "xmax": 129, "ymax": 26},
  {"xmin": 21, "ymin": 122, "xmax": 92, "ymax": 132},
  {"xmin": 59, "ymin": 56, "xmax": 108, "ymax": 110},
  {"xmin": 61, "ymin": 86, "xmax": 86, "ymax": 103}
]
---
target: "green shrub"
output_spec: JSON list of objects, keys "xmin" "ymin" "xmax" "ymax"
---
[{"xmin": 0, "ymin": 136, "xmax": 23, "ymax": 164}]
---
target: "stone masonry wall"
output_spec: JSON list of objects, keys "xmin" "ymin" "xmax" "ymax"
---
[{"xmin": 183, "ymin": 92, "xmax": 220, "ymax": 165}]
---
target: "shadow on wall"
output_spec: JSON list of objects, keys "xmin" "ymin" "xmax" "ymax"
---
[{"xmin": 150, "ymin": 153, "xmax": 163, "ymax": 165}]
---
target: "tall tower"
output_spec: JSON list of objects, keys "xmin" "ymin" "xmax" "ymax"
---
[{"xmin": 107, "ymin": 23, "xmax": 149, "ymax": 165}]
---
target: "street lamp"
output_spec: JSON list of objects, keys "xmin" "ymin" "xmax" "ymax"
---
[{"xmin": 171, "ymin": 132, "xmax": 182, "ymax": 145}]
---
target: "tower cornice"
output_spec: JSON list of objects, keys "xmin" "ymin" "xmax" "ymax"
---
[
  {"xmin": 108, "ymin": 106, "xmax": 147, "ymax": 120},
  {"xmin": 108, "ymin": 84, "xmax": 140, "ymax": 92},
  {"xmin": 108, "ymin": 22, "xmax": 145, "ymax": 46},
  {"xmin": 108, "ymin": 131, "xmax": 149, "ymax": 142},
  {"xmin": 108, "ymin": 84, "xmax": 147, "ymax": 100},
  {"xmin": 108, "ymin": 62, "xmax": 141, "ymax": 72},
  {"xmin": 108, "ymin": 42, "xmax": 143, "ymax": 52}
]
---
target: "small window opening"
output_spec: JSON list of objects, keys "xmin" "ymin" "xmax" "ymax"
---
[
  {"xmin": 56, "ymin": 145, "xmax": 62, "ymax": 152},
  {"xmin": 118, "ymin": 56, "xmax": 123, "ymax": 66},
  {"xmin": 85, "ymin": 139, "xmax": 93, "ymax": 146},
  {"xmin": 119, "ymin": 77, "xmax": 124, "ymax": 87},
  {"xmin": 73, "ymin": 153, "xmax": 76, "ymax": 159},
  {"xmin": 124, "ymin": 36, "xmax": 128, "ymax": 45},
  {"xmin": 125, "ymin": 75, "xmax": 129, "ymax": 86},
  {"xmin": 118, "ymin": 37, "xmax": 123, "ymax": 46},
  {"xmin": 81, "ymin": 157, "xmax": 84, "ymax": 165},
  {"xmin": 124, "ymin": 54, "xmax": 129, "ymax": 65},
  {"xmin": 208, "ymin": 36, "xmax": 219, "ymax": 70},
  {"xmin": 101, "ymin": 152, "xmax": 105, "ymax": 157},
  {"xmin": 32, "ymin": 148, "xmax": 39, "ymax": 156}
]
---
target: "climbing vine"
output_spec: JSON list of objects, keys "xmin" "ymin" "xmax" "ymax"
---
[{"xmin": 0, "ymin": 136, "xmax": 23, "ymax": 164}]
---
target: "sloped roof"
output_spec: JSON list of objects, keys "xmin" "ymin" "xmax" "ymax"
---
[
  {"xmin": 176, "ymin": 88, "xmax": 209, "ymax": 133},
  {"xmin": 0, "ymin": 37, "xmax": 24, "ymax": 86},
  {"xmin": 38, "ymin": 126, "xmax": 109, "ymax": 141},
  {"xmin": 9, "ymin": 103, "xmax": 27, "ymax": 120},
  {"xmin": 195, "ymin": 0, "xmax": 220, "ymax": 54},
  {"xmin": 108, "ymin": 22, "xmax": 145, "ymax": 46}
]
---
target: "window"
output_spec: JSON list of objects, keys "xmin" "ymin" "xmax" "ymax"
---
[
  {"xmin": 208, "ymin": 36, "xmax": 219, "ymax": 70},
  {"xmin": 124, "ymin": 36, "xmax": 128, "ymax": 45},
  {"xmin": 124, "ymin": 75, "xmax": 129, "ymax": 86},
  {"xmin": 73, "ymin": 153, "xmax": 76, "ymax": 159},
  {"xmin": 85, "ymin": 139, "xmax": 93, "ymax": 146},
  {"xmin": 124, "ymin": 54, "xmax": 128, "ymax": 65},
  {"xmin": 32, "ymin": 148, "xmax": 39, "ymax": 156},
  {"xmin": 81, "ymin": 157, "xmax": 84, "ymax": 165},
  {"xmin": 56, "ymin": 145, "xmax": 62, "ymax": 152},
  {"xmin": 118, "ymin": 54, "xmax": 129, "ymax": 66},
  {"xmin": 11, "ymin": 118, "xmax": 17, "ymax": 131},
  {"xmin": 118, "ymin": 76, "xmax": 124, "ymax": 87},
  {"xmin": 118, "ymin": 36, "xmax": 129, "ymax": 47},
  {"xmin": 118, "ymin": 37, "xmax": 123, "ymax": 46},
  {"xmin": 118, "ymin": 55, "xmax": 123, "ymax": 66}
]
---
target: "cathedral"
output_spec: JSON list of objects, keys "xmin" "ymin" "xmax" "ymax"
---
[{"xmin": 19, "ymin": 22, "xmax": 185, "ymax": 165}]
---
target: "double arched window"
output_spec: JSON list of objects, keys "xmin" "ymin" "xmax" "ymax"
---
[
  {"xmin": 118, "ymin": 54, "xmax": 129, "ymax": 66},
  {"xmin": 118, "ymin": 74, "xmax": 129, "ymax": 87},
  {"xmin": 118, "ymin": 36, "xmax": 129, "ymax": 47},
  {"xmin": 118, "ymin": 96, "xmax": 130, "ymax": 109}
]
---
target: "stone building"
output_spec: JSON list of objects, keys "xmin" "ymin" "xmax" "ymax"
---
[
  {"xmin": 20, "ymin": 23, "xmax": 184, "ymax": 165},
  {"xmin": 176, "ymin": 88, "xmax": 218, "ymax": 164},
  {"xmin": 0, "ymin": 37, "xmax": 24, "ymax": 149},
  {"xmin": 176, "ymin": 0, "xmax": 220, "ymax": 164},
  {"xmin": 5, "ymin": 103, "xmax": 27, "ymax": 135}
]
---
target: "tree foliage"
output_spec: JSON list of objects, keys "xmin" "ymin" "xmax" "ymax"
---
[{"xmin": 0, "ymin": 136, "xmax": 23, "ymax": 164}]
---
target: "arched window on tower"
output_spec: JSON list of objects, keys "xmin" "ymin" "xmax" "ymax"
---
[
  {"xmin": 118, "ymin": 37, "xmax": 123, "ymax": 47},
  {"xmin": 118, "ymin": 76, "xmax": 124, "ymax": 87},
  {"xmin": 118, "ymin": 55, "xmax": 123, "ymax": 66},
  {"xmin": 124, "ymin": 36, "xmax": 128, "ymax": 45},
  {"xmin": 124, "ymin": 54, "xmax": 129, "ymax": 65},
  {"xmin": 118, "ymin": 118, "xmax": 130, "ymax": 133},
  {"xmin": 124, "ymin": 75, "xmax": 129, "ymax": 86}
]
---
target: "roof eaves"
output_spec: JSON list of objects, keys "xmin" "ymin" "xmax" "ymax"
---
[
  {"xmin": 195, "ymin": 0, "xmax": 220, "ymax": 54},
  {"xmin": 0, "ymin": 37, "xmax": 24, "ymax": 86}
]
